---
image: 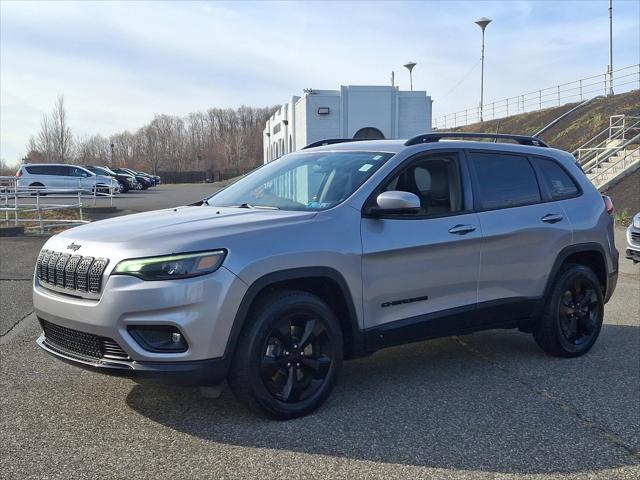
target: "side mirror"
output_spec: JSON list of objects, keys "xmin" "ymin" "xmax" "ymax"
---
[{"xmin": 369, "ymin": 191, "xmax": 421, "ymax": 214}]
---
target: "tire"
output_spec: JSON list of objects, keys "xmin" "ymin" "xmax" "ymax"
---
[
  {"xmin": 533, "ymin": 264, "xmax": 604, "ymax": 358},
  {"xmin": 118, "ymin": 181, "xmax": 128, "ymax": 193},
  {"xmin": 29, "ymin": 182, "xmax": 46, "ymax": 196},
  {"xmin": 228, "ymin": 290, "xmax": 343, "ymax": 419}
]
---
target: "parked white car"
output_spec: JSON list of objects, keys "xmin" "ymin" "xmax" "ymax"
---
[{"xmin": 16, "ymin": 164, "xmax": 119, "ymax": 193}]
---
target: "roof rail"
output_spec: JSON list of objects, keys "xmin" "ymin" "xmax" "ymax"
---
[
  {"xmin": 302, "ymin": 139, "xmax": 364, "ymax": 149},
  {"xmin": 405, "ymin": 132, "xmax": 549, "ymax": 147}
]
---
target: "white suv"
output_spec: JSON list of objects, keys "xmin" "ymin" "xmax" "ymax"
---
[{"xmin": 16, "ymin": 164, "xmax": 119, "ymax": 193}]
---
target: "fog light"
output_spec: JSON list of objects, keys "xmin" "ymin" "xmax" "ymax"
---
[{"xmin": 128, "ymin": 325, "xmax": 188, "ymax": 353}]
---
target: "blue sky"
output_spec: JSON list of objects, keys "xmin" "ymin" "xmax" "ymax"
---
[{"xmin": 1, "ymin": 0, "xmax": 639, "ymax": 165}]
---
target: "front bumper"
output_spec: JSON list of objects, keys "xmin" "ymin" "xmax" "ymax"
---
[
  {"xmin": 33, "ymin": 265, "xmax": 247, "ymax": 364},
  {"xmin": 36, "ymin": 333, "xmax": 229, "ymax": 385}
]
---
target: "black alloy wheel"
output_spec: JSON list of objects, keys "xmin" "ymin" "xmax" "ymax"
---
[
  {"xmin": 534, "ymin": 264, "xmax": 604, "ymax": 357},
  {"xmin": 229, "ymin": 290, "xmax": 343, "ymax": 419},
  {"xmin": 260, "ymin": 312, "xmax": 333, "ymax": 404}
]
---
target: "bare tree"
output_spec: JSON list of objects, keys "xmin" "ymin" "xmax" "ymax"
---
[
  {"xmin": 51, "ymin": 95, "xmax": 73, "ymax": 162},
  {"xmin": 25, "ymin": 99, "xmax": 277, "ymax": 175}
]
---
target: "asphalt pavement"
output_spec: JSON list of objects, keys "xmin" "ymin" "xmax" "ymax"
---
[{"xmin": 1, "ymin": 186, "xmax": 638, "ymax": 479}]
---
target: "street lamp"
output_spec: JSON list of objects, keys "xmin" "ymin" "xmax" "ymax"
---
[
  {"xmin": 404, "ymin": 62, "xmax": 417, "ymax": 91},
  {"xmin": 607, "ymin": 0, "xmax": 614, "ymax": 96},
  {"xmin": 110, "ymin": 143, "xmax": 115, "ymax": 166},
  {"xmin": 475, "ymin": 17, "xmax": 492, "ymax": 122}
]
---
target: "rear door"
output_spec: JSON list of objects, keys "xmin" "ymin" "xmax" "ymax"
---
[
  {"xmin": 361, "ymin": 151, "xmax": 482, "ymax": 332},
  {"xmin": 468, "ymin": 150, "xmax": 573, "ymax": 310}
]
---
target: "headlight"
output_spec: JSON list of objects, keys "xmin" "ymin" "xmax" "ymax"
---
[
  {"xmin": 112, "ymin": 250, "xmax": 226, "ymax": 281},
  {"xmin": 634, "ymin": 214, "xmax": 640, "ymax": 229}
]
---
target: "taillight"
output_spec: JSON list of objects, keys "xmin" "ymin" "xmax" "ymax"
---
[
  {"xmin": 602, "ymin": 195, "xmax": 614, "ymax": 214},
  {"xmin": 15, "ymin": 169, "xmax": 22, "ymax": 177}
]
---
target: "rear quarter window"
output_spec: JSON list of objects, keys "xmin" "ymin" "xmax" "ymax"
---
[
  {"xmin": 533, "ymin": 157, "xmax": 579, "ymax": 199},
  {"xmin": 469, "ymin": 152, "xmax": 541, "ymax": 209},
  {"xmin": 25, "ymin": 165, "xmax": 49, "ymax": 175}
]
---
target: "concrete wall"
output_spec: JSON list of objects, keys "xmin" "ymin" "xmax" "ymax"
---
[
  {"xmin": 603, "ymin": 168, "xmax": 640, "ymax": 215},
  {"xmin": 304, "ymin": 92, "xmax": 341, "ymax": 146}
]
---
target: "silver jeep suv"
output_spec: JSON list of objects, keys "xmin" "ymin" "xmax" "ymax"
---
[{"xmin": 34, "ymin": 133, "xmax": 619, "ymax": 419}]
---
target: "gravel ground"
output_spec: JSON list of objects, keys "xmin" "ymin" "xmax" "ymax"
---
[{"xmin": 0, "ymin": 192, "xmax": 638, "ymax": 479}]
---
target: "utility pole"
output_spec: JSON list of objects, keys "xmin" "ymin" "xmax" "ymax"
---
[
  {"xmin": 475, "ymin": 17, "xmax": 492, "ymax": 122},
  {"xmin": 608, "ymin": 0, "xmax": 614, "ymax": 96}
]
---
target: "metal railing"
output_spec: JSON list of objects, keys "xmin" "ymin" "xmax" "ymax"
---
[
  {"xmin": 574, "ymin": 115, "xmax": 640, "ymax": 166},
  {"xmin": 433, "ymin": 64, "xmax": 640, "ymax": 129},
  {"xmin": 0, "ymin": 177, "xmax": 116, "ymax": 233},
  {"xmin": 586, "ymin": 134, "xmax": 640, "ymax": 188}
]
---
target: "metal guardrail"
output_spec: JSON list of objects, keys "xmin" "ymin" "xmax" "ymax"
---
[
  {"xmin": 0, "ymin": 176, "xmax": 116, "ymax": 233},
  {"xmin": 574, "ymin": 115, "xmax": 640, "ymax": 166},
  {"xmin": 433, "ymin": 64, "xmax": 640, "ymax": 129},
  {"xmin": 587, "ymin": 136, "xmax": 640, "ymax": 189}
]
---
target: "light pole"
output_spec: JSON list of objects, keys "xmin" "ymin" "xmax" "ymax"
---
[
  {"xmin": 608, "ymin": 0, "xmax": 614, "ymax": 96},
  {"xmin": 475, "ymin": 17, "xmax": 492, "ymax": 122},
  {"xmin": 110, "ymin": 143, "xmax": 115, "ymax": 166},
  {"xmin": 404, "ymin": 62, "xmax": 416, "ymax": 91}
]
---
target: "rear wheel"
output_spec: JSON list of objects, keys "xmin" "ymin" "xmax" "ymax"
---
[
  {"xmin": 29, "ymin": 182, "xmax": 46, "ymax": 196},
  {"xmin": 228, "ymin": 290, "xmax": 343, "ymax": 419},
  {"xmin": 533, "ymin": 264, "xmax": 604, "ymax": 357}
]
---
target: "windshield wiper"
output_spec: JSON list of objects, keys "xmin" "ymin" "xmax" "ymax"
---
[{"xmin": 238, "ymin": 203, "xmax": 279, "ymax": 210}]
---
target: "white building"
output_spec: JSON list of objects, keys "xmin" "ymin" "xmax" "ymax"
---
[{"xmin": 263, "ymin": 85, "xmax": 432, "ymax": 163}]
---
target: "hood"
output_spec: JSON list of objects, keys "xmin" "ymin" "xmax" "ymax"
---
[{"xmin": 46, "ymin": 206, "xmax": 316, "ymax": 257}]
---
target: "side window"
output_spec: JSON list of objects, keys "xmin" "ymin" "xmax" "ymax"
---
[
  {"xmin": 69, "ymin": 167, "xmax": 88, "ymax": 177},
  {"xmin": 25, "ymin": 165, "xmax": 55, "ymax": 175},
  {"xmin": 533, "ymin": 157, "xmax": 579, "ymax": 199},
  {"xmin": 380, "ymin": 153, "xmax": 463, "ymax": 217},
  {"xmin": 469, "ymin": 152, "xmax": 541, "ymax": 209}
]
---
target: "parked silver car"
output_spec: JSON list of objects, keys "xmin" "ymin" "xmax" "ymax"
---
[
  {"xmin": 16, "ymin": 163, "xmax": 119, "ymax": 193},
  {"xmin": 626, "ymin": 212, "xmax": 640, "ymax": 263},
  {"xmin": 33, "ymin": 133, "xmax": 618, "ymax": 419}
]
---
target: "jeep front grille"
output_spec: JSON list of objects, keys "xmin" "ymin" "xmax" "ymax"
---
[
  {"xmin": 36, "ymin": 249, "xmax": 109, "ymax": 294},
  {"xmin": 632, "ymin": 231, "xmax": 640, "ymax": 243},
  {"xmin": 40, "ymin": 318, "xmax": 130, "ymax": 362}
]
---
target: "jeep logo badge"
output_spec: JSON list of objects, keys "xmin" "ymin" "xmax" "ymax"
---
[{"xmin": 67, "ymin": 242, "xmax": 81, "ymax": 251}]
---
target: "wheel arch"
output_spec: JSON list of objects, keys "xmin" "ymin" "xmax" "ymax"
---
[
  {"xmin": 543, "ymin": 243, "xmax": 610, "ymax": 305},
  {"xmin": 224, "ymin": 267, "xmax": 363, "ymax": 361}
]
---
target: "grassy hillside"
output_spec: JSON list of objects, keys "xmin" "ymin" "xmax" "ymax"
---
[{"xmin": 452, "ymin": 90, "xmax": 640, "ymax": 151}]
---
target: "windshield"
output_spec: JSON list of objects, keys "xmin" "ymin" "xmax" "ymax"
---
[
  {"xmin": 92, "ymin": 166, "xmax": 112, "ymax": 176},
  {"xmin": 206, "ymin": 151, "xmax": 394, "ymax": 211}
]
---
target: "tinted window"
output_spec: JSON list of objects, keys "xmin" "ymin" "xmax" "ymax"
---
[
  {"xmin": 381, "ymin": 154, "xmax": 463, "ymax": 217},
  {"xmin": 25, "ymin": 165, "xmax": 67, "ymax": 175},
  {"xmin": 25, "ymin": 166, "xmax": 46, "ymax": 175},
  {"xmin": 470, "ymin": 152, "xmax": 541, "ymax": 209},
  {"xmin": 534, "ymin": 157, "xmax": 579, "ymax": 199}
]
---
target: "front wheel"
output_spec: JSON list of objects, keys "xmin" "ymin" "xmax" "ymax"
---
[
  {"xmin": 228, "ymin": 290, "xmax": 343, "ymax": 419},
  {"xmin": 533, "ymin": 264, "xmax": 604, "ymax": 357}
]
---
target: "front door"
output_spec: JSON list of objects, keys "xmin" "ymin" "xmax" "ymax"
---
[{"xmin": 361, "ymin": 152, "xmax": 482, "ymax": 337}]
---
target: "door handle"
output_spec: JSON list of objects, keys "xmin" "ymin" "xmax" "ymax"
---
[
  {"xmin": 448, "ymin": 224, "xmax": 476, "ymax": 235},
  {"xmin": 541, "ymin": 213, "xmax": 564, "ymax": 224}
]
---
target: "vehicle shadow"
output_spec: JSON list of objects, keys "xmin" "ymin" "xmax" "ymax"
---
[{"xmin": 126, "ymin": 325, "xmax": 639, "ymax": 475}]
